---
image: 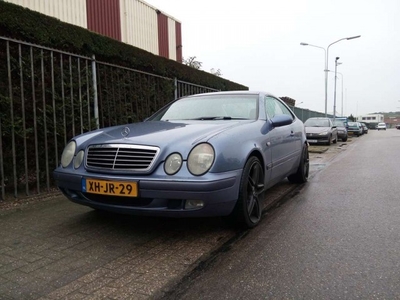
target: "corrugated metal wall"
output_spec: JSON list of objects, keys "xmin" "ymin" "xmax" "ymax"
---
[
  {"xmin": 86, "ymin": 0, "xmax": 121, "ymax": 41},
  {"xmin": 175, "ymin": 22, "xmax": 182, "ymax": 63},
  {"xmin": 5, "ymin": 0, "xmax": 182, "ymax": 62},
  {"xmin": 168, "ymin": 18, "xmax": 176, "ymax": 62},
  {"xmin": 157, "ymin": 12, "xmax": 169, "ymax": 59},
  {"xmin": 120, "ymin": 0, "xmax": 158, "ymax": 55},
  {"xmin": 5, "ymin": 0, "xmax": 87, "ymax": 28}
]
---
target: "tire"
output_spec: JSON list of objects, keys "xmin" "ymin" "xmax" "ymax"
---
[
  {"xmin": 342, "ymin": 136, "xmax": 348, "ymax": 142},
  {"xmin": 333, "ymin": 133, "xmax": 337, "ymax": 144},
  {"xmin": 288, "ymin": 144, "xmax": 309, "ymax": 184},
  {"xmin": 228, "ymin": 156, "xmax": 264, "ymax": 229},
  {"xmin": 327, "ymin": 135, "xmax": 332, "ymax": 145}
]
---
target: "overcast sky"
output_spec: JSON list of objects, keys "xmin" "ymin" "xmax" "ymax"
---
[{"xmin": 146, "ymin": 0, "xmax": 400, "ymax": 117}]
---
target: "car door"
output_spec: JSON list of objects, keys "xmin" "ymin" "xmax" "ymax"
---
[{"xmin": 264, "ymin": 96, "xmax": 298, "ymax": 183}]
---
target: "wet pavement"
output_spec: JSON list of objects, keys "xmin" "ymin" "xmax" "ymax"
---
[{"xmin": 0, "ymin": 142, "xmax": 349, "ymax": 299}]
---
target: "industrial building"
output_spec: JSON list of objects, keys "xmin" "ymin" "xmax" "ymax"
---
[
  {"xmin": 5, "ymin": 0, "xmax": 182, "ymax": 62},
  {"xmin": 356, "ymin": 114, "xmax": 384, "ymax": 129}
]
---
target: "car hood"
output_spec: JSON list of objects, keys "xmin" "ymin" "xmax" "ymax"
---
[
  {"xmin": 305, "ymin": 126, "xmax": 331, "ymax": 134},
  {"xmin": 74, "ymin": 120, "xmax": 251, "ymax": 150}
]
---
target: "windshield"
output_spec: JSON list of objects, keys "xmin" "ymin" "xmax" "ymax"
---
[
  {"xmin": 148, "ymin": 95, "xmax": 258, "ymax": 121},
  {"xmin": 304, "ymin": 119, "xmax": 330, "ymax": 127},
  {"xmin": 333, "ymin": 120, "xmax": 345, "ymax": 126}
]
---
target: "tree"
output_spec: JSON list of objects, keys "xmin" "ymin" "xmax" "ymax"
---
[
  {"xmin": 183, "ymin": 56, "xmax": 222, "ymax": 76},
  {"xmin": 183, "ymin": 56, "xmax": 202, "ymax": 70},
  {"xmin": 210, "ymin": 68, "xmax": 222, "ymax": 77},
  {"xmin": 348, "ymin": 114, "xmax": 355, "ymax": 122}
]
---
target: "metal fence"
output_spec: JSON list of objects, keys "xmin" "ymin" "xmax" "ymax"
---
[
  {"xmin": 0, "ymin": 36, "xmax": 219, "ymax": 200},
  {"xmin": 290, "ymin": 106, "xmax": 333, "ymax": 123}
]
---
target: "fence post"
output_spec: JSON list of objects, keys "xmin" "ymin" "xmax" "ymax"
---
[
  {"xmin": 174, "ymin": 77, "xmax": 178, "ymax": 100},
  {"xmin": 92, "ymin": 55, "xmax": 99, "ymax": 129},
  {"xmin": 0, "ymin": 117, "xmax": 4, "ymax": 201}
]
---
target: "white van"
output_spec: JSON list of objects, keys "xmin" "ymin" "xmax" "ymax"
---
[{"xmin": 376, "ymin": 123, "xmax": 387, "ymax": 130}]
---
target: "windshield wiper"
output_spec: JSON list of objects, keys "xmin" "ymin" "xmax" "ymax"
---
[{"xmin": 191, "ymin": 116, "xmax": 233, "ymax": 120}]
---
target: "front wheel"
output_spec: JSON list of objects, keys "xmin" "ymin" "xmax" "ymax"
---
[
  {"xmin": 228, "ymin": 156, "xmax": 264, "ymax": 229},
  {"xmin": 288, "ymin": 144, "xmax": 309, "ymax": 184},
  {"xmin": 327, "ymin": 135, "xmax": 332, "ymax": 145}
]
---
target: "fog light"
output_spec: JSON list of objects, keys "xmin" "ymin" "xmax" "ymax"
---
[{"xmin": 185, "ymin": 200, "xmax": 204, "ymax": 210}]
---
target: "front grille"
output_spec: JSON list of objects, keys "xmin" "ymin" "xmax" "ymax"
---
[{"xmin": 86, "ymin": 144, "xmax": 159, "ymax": 171}]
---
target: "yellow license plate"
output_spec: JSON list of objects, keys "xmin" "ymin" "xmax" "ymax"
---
[
  {"xmin": 348, "ymin": 132, "xmax": 353, "ymax": 135},
  {"xmin": 83, "ymin": 179, "xmax": 138, "ymax": 197}
]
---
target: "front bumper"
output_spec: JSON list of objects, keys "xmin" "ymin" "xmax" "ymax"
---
[
  {"xmin": 337, "ymin": 130, "xmax": 347, "ymax": 139},
  {"xmin": 347, "ymin": 130, "xmax": 361, "ymax": 136},
  {"xmin": 53, "ymin": 168, "xmax": 242, "ymax": 218},
  {"xmin": 306, "ymin": 135, "xmax": 330, "ymax": 144}
]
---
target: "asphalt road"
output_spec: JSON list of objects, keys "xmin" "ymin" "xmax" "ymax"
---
[
  {"xmin": 0, "ymin": 142, "xmax": 330, "ymax": 299},
  {"xmin": 162, "ymin": 129, "xmax": 400, "ymax": 299}
]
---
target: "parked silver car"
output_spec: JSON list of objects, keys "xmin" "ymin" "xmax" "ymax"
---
[
  {"xmin": 332, "ymin": 119, "xmax": 348, "ymax": 142},
  {"xmin": 304, "ymin": 117, "xmax": 338, "ymax": 145}
]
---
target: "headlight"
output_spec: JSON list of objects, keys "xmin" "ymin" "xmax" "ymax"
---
[
  {"xmin": 164, "ymin": 153, "xmax": 182, "ymax": 175},
  {"xmin": 61, "ymin": 141, "xmax": 76, "ymax": 168},
  {"xmin": 74, "ymin": 150, "xmax": 85, "ymax": 169},
  {"xmin": 188, "ymin": 143, "xmax": 214, "ymax": 176},
  {"xmin": 318, "ymin": 131, "xmax": 328, "ymax": 135}
]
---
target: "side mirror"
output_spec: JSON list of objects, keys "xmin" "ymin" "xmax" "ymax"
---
[{"xmin": 270, "ymin": 115, "xmax": 293, "ymax": 127}]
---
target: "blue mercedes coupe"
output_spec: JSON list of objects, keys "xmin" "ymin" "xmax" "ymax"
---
[{"xmin": 53, "ymin": 91, "xmax": 309, "ymax": 228}]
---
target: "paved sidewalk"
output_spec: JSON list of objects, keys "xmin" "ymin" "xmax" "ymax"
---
[{"xmin": 0, "ymin": 145, "xmax": 347, "ymax": 299}]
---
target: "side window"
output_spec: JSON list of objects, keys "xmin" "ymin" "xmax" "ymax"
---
[{"xmin": 264, "ymin": 96, "xmax": 294, "ymax": 120}]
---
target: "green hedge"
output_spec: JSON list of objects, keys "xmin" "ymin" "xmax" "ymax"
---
[{"xmin": 0, "ymin": 1, "xmax": 248, "ymax": 91}]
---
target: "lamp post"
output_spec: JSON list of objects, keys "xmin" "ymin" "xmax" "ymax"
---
[
  {"xmin": 329, "ymin": 70, "xmax": 344, "ymax": 116},
  {"xmin": 333, "ymin": 57, "xmax": 340, "ymax": 120},
  {"xmin": 300, "ymin": 35, "xmax": 361, "ymax": 117},
  {"xmin": 338, "ymin": 72, "xmax": 344, "ymax": 117}
]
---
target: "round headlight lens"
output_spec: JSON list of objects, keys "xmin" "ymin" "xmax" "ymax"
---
[
  {"xmin": 188, "ymin": 143, "xmax": 214, "ymax": 176},
  {"xmin": 61, "ymin": 141, "xmax": 76, "ymax": 168},
  {"xmin": 164, "ymin": 153, "xmax": 182, "ymax": 175},
  {"xmin": 74, "ymin": 150, "xmax": 85, "ymax": 169}
]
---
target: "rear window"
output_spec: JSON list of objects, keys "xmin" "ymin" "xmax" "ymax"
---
[
  {"xmin": 304, "ymin": 119, "xmax": 330, "ymax": 127},
  {"xmin": 333, "ymin": 120, "xmax": 345, "ymax": 126}
]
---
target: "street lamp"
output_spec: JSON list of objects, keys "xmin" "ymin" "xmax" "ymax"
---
[
  {"xmin": 329, "ymin": 70, "xmax": 344, "ymax": 117},
  {"xmin": 333, "ymin": 57, "xmax": 340, "ymax": 120},
  {"xmin": 300, "ymin": 35, "xmax": 361, "ymax": 117}
]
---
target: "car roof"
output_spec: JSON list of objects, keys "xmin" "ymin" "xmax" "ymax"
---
[{"xmin": 185, "ymin": 91, "xmax": 276, "ymax": 98}]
